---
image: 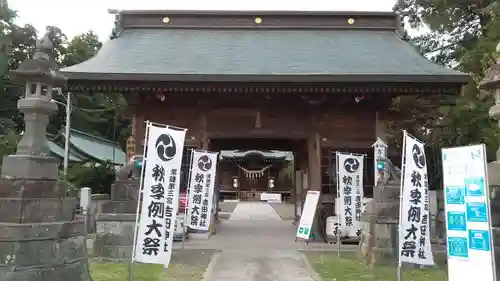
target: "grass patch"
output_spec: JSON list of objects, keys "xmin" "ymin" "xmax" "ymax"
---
[
  {"xmin": 90, "ymin": 259, "xmax": 206, "ymax": 281},
  {"xmin": 307, "ymin": 252, "xmax": 447, "ymax": 281}
]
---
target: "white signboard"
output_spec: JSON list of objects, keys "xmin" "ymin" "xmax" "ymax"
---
[
  {"xmin": 133, "ymin": 123, "xmax": 186, "ymax": 267},
  {"xmin": 186, "ymin": 150, "xmax": 219, "ymax": 231},
  {"xmin": 336, "ymin": 152, "xmax": 364, "ymax": 237},
  {"xmin": 398, "ymin": 132, "xmax": 434, "ymax": 265},
  {"xmin": 442, "ymin": 144, "xmax": 495, "ymax": 281},
  {"xmin": 261, "ymin": 192, "xmax": 282, "ymax": 203},
  {"xmin": 296, "ymin": 190, "xmax": 320, "ymax": 239}
]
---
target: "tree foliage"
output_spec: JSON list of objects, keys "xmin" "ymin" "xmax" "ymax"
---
[
  {"xmin": 393, "ymin": 0, "xmax": 500, "ymax": 161},
  {"xmin": 0, "ymin": 4, "xmax": 130, "ymax": 192},
  {"xmin": 65, "ymin": 161, "xmax": 116, "ymax": 195},
  {"xmin": 0, "ymin": 5, "xmax": 130, "ymax": 144}
]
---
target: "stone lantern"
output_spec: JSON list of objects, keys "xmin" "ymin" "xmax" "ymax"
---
[
  {"xmin": 480, "ymin": 41, "xmax": 500, "ymax": 280},
  {"xmin": 0, "ymin": 34, "xmax": 91, "ymax": 281},
  {"xmin": 2, "ymin": 34, "xmax": 65, "ymax": 179},
  {"xmin": 481, "ymin": 43, "xmax": 500, "ymax": 184}
]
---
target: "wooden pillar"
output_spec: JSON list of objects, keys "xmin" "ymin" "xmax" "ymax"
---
[
  {"xmin": 135, "ymin": 113, "xmax": 145, "ymax": 152},
  {"xmin": 375, "ymin": 110, "xmax": 390, "ymax": 144},
  {"xmin": 307, "ymin": 133, "xmax": 321, "ymax": 192},
  {"xmin": 308, "ymin": 111, "xmax": 323, "ymax": 239},
  {"xmin": 200, "ymin": 111, "xmax": 208, "ymax": 150}
]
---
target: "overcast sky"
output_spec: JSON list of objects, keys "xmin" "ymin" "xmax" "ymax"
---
[{"xmin": 10, "ymin": 0, "xmax": 399, "ymax": 41}]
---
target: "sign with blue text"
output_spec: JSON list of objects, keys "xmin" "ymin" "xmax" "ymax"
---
[
  {"xmin": 296, "ymin": 190, "xmax": 320, "ymax": 240},
  {"xmin": 442, "ymin": 144, "xmax": 496, "ymax": 281}
]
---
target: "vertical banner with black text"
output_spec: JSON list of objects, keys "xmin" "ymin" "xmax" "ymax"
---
[
  {"xmin": 133, "ymin": 123, "xmax": 186, "ymax": 268},
  {"xmin": 398, "ymin": 132, "xmax": 434, "ymax": 265},
  {"xmin": 337, "ymin": 152, "xmax": 364, "ymax": 237},
  {"xmin": 186, "ymin": 150, "xmax": 219, "ymax": 231}
]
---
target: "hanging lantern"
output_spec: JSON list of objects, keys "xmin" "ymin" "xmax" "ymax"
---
[
  {"xmin": 232, "ymin": 177, "xmax": 239, "ymax": 188},
  {"xmin": 268, "ymin": 177, "xmax": 275, "ymax": 189}
]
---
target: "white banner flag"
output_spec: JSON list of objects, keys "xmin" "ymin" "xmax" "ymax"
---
[
  {"xmin": 133, "ymin": 123, "xmax": 187, "ymax": 267},
  {"xmin": 398, "ymin": 132, "xmax": 434, "ymax": 265},
  {"xmin": 186, "ymin": 150, "xmax": 219, "ymax": 231},
  {"xmin": 337, "ymin": 152, "xmax": 364, "ymax": 237}
]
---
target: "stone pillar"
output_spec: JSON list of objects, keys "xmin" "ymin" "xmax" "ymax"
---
[
  {"xmin": 481, "ymin": 42, "xmax": 500, "ymax": 280},
  {"xmin": 0, "ymin": 35, "xmax": 91, "ymax": 280},
  {"xmin": 92, "ymin": 179, "xmax": 139, "ymax": 260}
]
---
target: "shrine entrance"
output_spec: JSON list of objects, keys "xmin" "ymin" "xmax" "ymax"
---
[
  {"xmin": 210, "ymin": 138, "xmax": 305, "ymax": 202},
  {"xmin": 209, "ymin": 138, "xmax": 306, "ymax": 220}
]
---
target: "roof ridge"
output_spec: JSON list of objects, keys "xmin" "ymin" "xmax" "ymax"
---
[{"xmin": 116, "ymin": 9, "xmax": 396, "ymax": 16}]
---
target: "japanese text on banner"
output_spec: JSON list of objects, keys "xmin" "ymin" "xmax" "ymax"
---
[
  {"xmin": 187, "ymin": 151, "xmax": 219, "ymax": 231},
  {"xmin": 399, "ymin": 133, "xmax": 434, "ymax": 265},
  {"xmin": 133, "ymin": 124, "xmax": 186, "ymax": 267},
  {"xmin": 337, "ymin": 153, "xmax": 364, "ymax": 237}
]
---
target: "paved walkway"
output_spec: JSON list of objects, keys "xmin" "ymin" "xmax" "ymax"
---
[
  {"xmin": 201, "ymin": 203, "xmax": 317, "ymax": 281},
  {"xmin": 229, "ymin": 202, "xmax": 282, "ymax": 220}
]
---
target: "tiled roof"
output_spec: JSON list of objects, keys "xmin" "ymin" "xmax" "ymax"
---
[
  {"xmin": 61, "ymin": 28, "xmax": 468, "ymax": 83},
  {"xmin": 61, "ymin": 129, "xmax": 126, "ymax": 165}
]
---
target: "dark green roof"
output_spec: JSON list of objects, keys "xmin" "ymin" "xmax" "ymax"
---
[
  {"xmin": 61, "ymin": 27, "xmax": 468, "ymax": 83},
  {"xmin": 47, "ymin": 140, "xmax": 84, "ymax": 162},
  {"xmin": 47, "ymin": 128, "xmax": 126, "ymax": 165},
  {"xmin": 62, "ymin": 129, "xmax": 126, "ymax": 165}
]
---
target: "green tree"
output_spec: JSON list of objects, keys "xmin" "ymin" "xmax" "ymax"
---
[
  {"xmin": 393, "ymin": 0, "xmax": 500, "ymax": 161},
  {"xmin": 45, "ymin": 29, "xmax": 129, "ymax": 146},
  {"xmin": 0, "ymin": 3, "xmax": 37, "ymax": 134},
  {"xmin": 66, "ymin": 161, "xmax": 116, "ymax": 195}
]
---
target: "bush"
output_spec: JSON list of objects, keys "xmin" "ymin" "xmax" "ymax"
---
[{"xmin": 65, "ymin": 160, "xmax": 116, "ymax": 195}]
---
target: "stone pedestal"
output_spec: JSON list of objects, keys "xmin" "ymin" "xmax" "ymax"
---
[
  {"xmin": 0, "ymin": 171, "xmax": 90, "ymax": 281},
  {"xmin": 1, "ymin": 155, "xmax": 58, "ymax": 180},
  {"xmin": 359, "ymin": 180, "xmax": 400, "ymax": 265},
  {"xmin": 92, "ymin": 180, "xmax": 140, "ymax": 261}
]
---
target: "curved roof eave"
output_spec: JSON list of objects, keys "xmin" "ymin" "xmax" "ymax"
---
[{"xmin": 60, "ymin": 28, "xmax": 470, "ymax": 86}]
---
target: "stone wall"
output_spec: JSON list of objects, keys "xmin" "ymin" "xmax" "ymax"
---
[
  {"xmin": 92, "ymin": 180, "xmax": 139, "ymax": 261},
  {"xmin": 0, "ymin": 179, "xmax": 90, "ymax": 280},
  {"xmin": 359, "ymin": 180, "xmax": 400, "ymax": 265}
]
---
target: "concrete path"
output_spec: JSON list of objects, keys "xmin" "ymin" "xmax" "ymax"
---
[
  {"xmin": 199, "ymin": 215, "xmax": 317, "ymax": 281},
  {"xmin": 229, "ymin": 202, "xmax": 282, "ymax": 221},
  {"xmin": 206, "ymin": 250, "xmax": 315, "ymax": 281}
]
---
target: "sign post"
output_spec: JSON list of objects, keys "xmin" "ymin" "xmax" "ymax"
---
[
  {"xmin": 296, "ymin": 190, "xmax": 321, "ymax": 244},
  {"xmin": 442, "ymin": 144, "xmax": 496, "ymax": 281},
  {"xmin": 372, "ymin": 138, "xmax": 388, "ymax": 185}
]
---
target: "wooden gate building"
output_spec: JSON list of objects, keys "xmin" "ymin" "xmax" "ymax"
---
[{"xmin": 60, "ymin": 10, "xmax": 469, "ymax": 210}]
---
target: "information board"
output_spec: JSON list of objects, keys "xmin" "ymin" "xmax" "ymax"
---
[
  {"xmin": 296, "ymin": 190, "xmax": 320, "ymax": 240},
  {"xmin": 442, "ymin": 144, "xmax": 496, "ymax": 281}
]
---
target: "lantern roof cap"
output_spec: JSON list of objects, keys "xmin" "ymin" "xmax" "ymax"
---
[{"xmin": 10, "ymin": 33, "xmax": 66, "ymax": 86}]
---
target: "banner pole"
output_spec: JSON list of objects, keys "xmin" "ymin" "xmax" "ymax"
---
[
  {"xmin": 397, "ymin": 130, "xmax": 408, "ymax": 281},
  {"xmin": 182, "ymin": 149, "xmax": 196, "ymax": 249},
  {"xmin": 128, "ymin": 122, "xmax": 151, "ymax": 281},
  {"xmin": 334, "ymin": 151, "xmax": 368, "ymax": 157},
  {"xmin": 335, "ymin": 152, "xmax": 341, "ymax": 257}
]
